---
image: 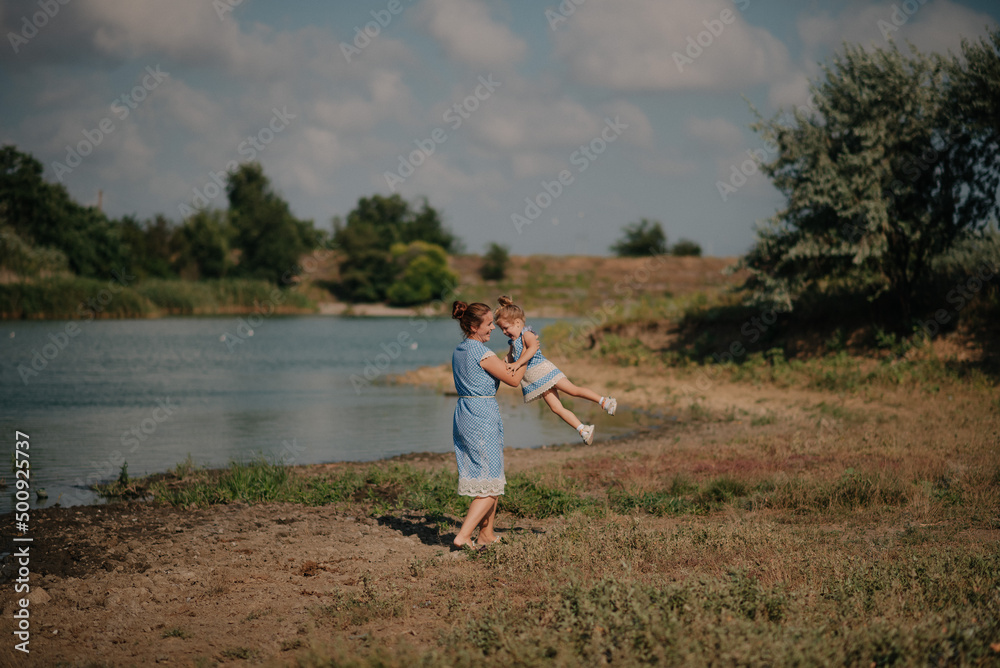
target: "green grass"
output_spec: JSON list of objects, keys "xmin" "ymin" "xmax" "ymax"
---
[
  {"xmin": 316, "ymin": 574, "xmax": 404, "ymax": 628},
  {"xmin": 0, "ymin": 276, "xmax": 315, "ymax": 319},
  {"xmin": 161, "ymin": 627, "xmax": 189, "ymax": 639},
  {"xmin": 97, "ymin": 458, "xmax": 921, "ymax": 525}
]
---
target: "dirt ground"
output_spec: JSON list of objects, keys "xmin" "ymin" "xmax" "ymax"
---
[
  {"xmin": 0, "ymin": 425, "xmax": 761, "ymax": 668},
  {"xmin": 0, "ymin": 496, "xmax": 520, "ymax": 666}
]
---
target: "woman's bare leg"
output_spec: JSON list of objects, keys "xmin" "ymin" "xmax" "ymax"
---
[
  {"xmin": 542, "ymin": 389, "xmax": 582, "ymax": 429},
  {"xmin": 475, "ymin": 497, "xmax": 499, "ymax": 544},
  {"xmin": 554, "ymin": 377, "xmax": 602, "ymax": 404},
  {"xmin": 454, "ymin": 496, "xmax": 497, "ymax": 547}
]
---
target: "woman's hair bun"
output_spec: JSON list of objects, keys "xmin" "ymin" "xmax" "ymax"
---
[
  {"xmin": 452, "ymin": 301, "xmax": 468, "ymax": 320},
  {"xmin": 497, "ymin": 295, "xmax": 513, "ymax": 307}
]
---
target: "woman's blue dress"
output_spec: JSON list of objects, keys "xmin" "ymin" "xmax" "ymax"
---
[{"xmin": 451, "ymin": 338, "xmax": 505, "ymax": 497}]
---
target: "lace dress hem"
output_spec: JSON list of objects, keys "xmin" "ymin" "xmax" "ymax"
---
[{"xmin": 458, "ymin": 476, "xmax": 506, "ymax": 497}]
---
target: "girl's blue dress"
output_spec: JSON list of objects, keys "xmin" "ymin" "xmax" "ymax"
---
[
  {"xmin": 509, "ymin": 326, "xmax": 566, "ymax": 403},
  {"xmin": 451, "ymin": 338, "xmax": 505, "ymax": 497}
]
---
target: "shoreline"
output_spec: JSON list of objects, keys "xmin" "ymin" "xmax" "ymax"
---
[{"xmin": 7, "ymin": 360, "xmax": 675, "ymax": 517}]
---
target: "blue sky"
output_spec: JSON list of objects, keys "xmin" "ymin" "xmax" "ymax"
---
[{"xmin": 1, "ymin": 0, "xmax": 997, "ymax": 257}]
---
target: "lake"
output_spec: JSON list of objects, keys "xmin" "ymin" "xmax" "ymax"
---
[{"xmin": 0, "ymin": 315, "xmax": 650, "ymax": 514}]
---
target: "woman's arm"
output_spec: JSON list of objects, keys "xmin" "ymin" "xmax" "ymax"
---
[{"xmin": 481, "ymin": 353, "xmax": 527, "ymax": 387}]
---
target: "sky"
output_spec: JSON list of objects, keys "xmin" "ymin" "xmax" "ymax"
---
[{"xmin": 1, "ymin": 0, "xmax": 997, "ymax": 258}]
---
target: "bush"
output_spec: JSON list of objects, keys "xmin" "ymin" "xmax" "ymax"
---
[
  {"xmin": 611, "ymin": 219, "xmax": 668, "ymax": 257},
  {"xmin": 671, "ymin": 238, "xmax": 702, "ymax": 257},
  {"xmin": 386, "ymin": 241, "xmax": 458, "ymax": 306}
]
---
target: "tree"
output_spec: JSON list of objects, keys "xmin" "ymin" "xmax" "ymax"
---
[
  {"xmin": 947, "ymin": 27, "xmax": 1000, "ymax": 138},
  {"xmin": 332, "ymin": 194, "xmax": 459, "ymax": 302},
  {"xmin": 0, "ymin": 205, "xmax": 68, "ymax": 277},
  {"xmin": 611, "ymin": 219, "xmax": 667, "ymax": 256},
  {"xmin": 0, "ymin": 145, "xmax": 125, "ymax": 277},
  {"xmin": 671, "ymin": 239, "xmax": 702, "ymax": 257},
  {"xmin": 736, "ymin": 38, "xmax": 1000, "ymax": 323},
  {"xmin": 171, "ymin": 209, "xmax": 232, "ymax": 279},
  {"xmin": 226, "ymin": 163, "xmax": 320, "ymax": 284},
  {"xmin": 479, "ymin": 242, "xmax": 510, "ymax": 281},
  {"xmin": 385, "ymin": 241, "xmax": 458, "ymax": 306},
  {"xmin": 120, "ymin": 214, "xmax": 177, "ymax": 279}
]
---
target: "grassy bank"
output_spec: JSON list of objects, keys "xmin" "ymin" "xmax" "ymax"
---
[
  {"xmin": 446, "ymin": 254, "xmax": 741, "ymax": 318},
  {"xmin": 94, "ymin": 352, "xmax": 1000, "ymax": 666},
  {"xmin": 0, "ymin": 276, "xmax": 316, "ymax": 319}
]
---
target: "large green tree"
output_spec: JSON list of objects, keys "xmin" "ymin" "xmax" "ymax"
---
[
  {"xmin": 332, "ymin": 194, "xmax": 459, "ymax": 302},
  {"xmin": 738, "ymin": 36, "xmax": 1000, "ymax": 322},
  {"xmin": 226, "ymin": 163, "xmax": 321, "ymax": 284}
]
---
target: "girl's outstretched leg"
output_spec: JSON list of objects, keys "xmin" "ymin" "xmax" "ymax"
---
[
  {"xmin": 542, "ymin": 389, "xmax": 581, "ymax": 428},
  {"xmin": 554, "ymin": 378, "xmax": 602, "ymax": 404},
  {"xmin": 555, "ymin": 378, "xmax": 616, "ymax": 414},
  {"xmin": 542, "ymin": 389, "xmax": 594, "ymax": 444}
]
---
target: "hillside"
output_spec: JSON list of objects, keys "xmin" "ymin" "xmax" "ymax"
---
[{"xmin": 306, "ymin": 253, "xmax": 743, "ymax": 318}]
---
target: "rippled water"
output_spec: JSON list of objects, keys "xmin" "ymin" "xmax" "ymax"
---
[{"xmin": 0, "ymin": 315, "xmax": 647, "ymax": 513}]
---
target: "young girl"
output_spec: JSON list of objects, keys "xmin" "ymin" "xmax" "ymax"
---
[{"xmin": 495, "ymin": 295, "xmax": 616, "ymax": 445}]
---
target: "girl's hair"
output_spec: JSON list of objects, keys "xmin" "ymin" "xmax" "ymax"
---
[
  {"xmin": 494, "ymin": 295, "xmax": 524, "ymax": 324},
  {"xmin": 452, "ymin": 301, "xmax": 492, "ymax": 337}
]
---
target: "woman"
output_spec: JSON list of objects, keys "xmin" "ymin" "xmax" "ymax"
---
[{"xmin": 450, "ymin": 300, "xmax": 527, "ymax": 549}]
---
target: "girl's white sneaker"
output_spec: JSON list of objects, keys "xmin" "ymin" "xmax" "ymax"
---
[
  {"xmin": 579, "ymin": 424, "xmax": 595, "ymax": 445},
  {"xmin": 603, "ymin": 397, "xmax": 617, "ymax": 416}
]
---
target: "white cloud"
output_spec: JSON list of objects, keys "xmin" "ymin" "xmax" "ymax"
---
[
  {"xmin": 640, "ymin": 155, "xmax": 700, "ymax": 178},
  {"xmin": 393, "ymin": 152, "xmax": 507, "ymax": 206},
  {"xmin": 445, "ymin": 75, "xmax": 655, "ymax": 178},
  {"xmin": 798, "ymin": 1, "xmax": 996, "ymax": 59},
  {"xmin": 274, "ymin": 126, "xmax": 359, "ymax": 197},
  {"xmin": 767, "ymin": 71, "xmax": 814, "ymax": 110},
  {"xmin": 553, "ymin": 0, "xmax": 792, "ymax": 92},
  {"xmin": 0, "ymin": 1, "xmax": 385, "ymax": 84},
  {"xmin": 416, "ymin": 0, "xmax": 527, "ymax": 70},
  {"xmin": 685, "ymin": 117, "xmax": 745, "ymax": 150},
  {"xmin": 312, "ymin": 70, "xmax": 416, "ymax": 132},
  {"xmin": 598, "ymin": 100, "xmax": 655, "ymax": 147},
  {"xmin": 472, "ymin": 91, "xmax": 602, "ymax": 150},
  {"xmin": 157, "ymin": 80, "xmax": 228, "ymax": 136}
]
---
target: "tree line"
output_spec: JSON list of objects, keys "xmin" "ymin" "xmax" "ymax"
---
[
  {"xmin": 0, "ymin": 149, "xmax": 322, "ymax": 286},
  {"xmin": 0, "ymin": 150, "xmax": 462, "ymax": 306}
]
